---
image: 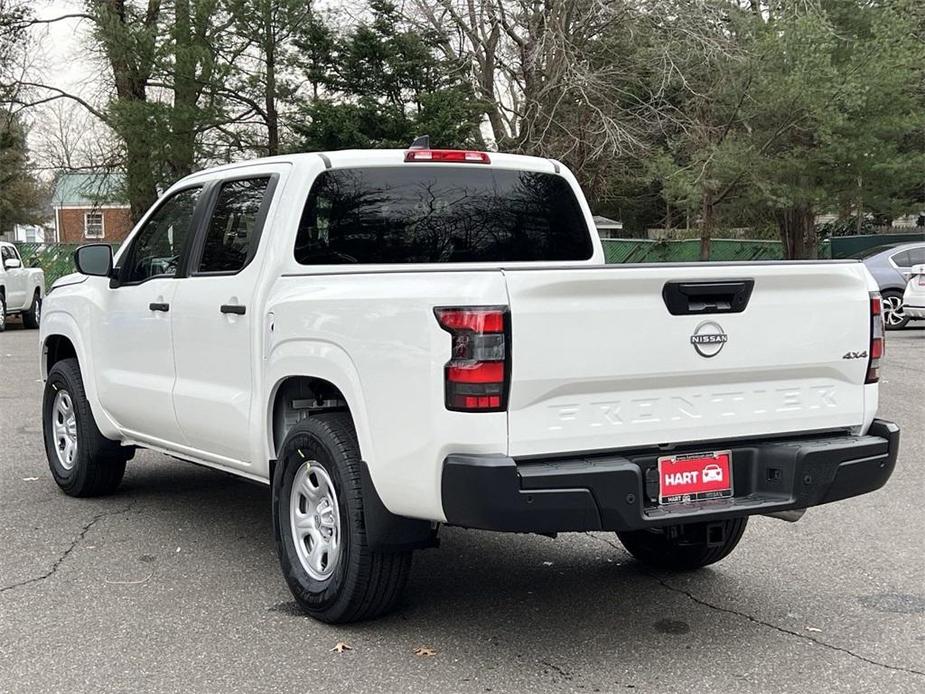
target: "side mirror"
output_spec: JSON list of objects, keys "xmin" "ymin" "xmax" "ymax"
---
[
  {"xmin": 3, "ymin": 258, "xmax": 22, "ymax": 270},
  {"xmin": 74, "ymin": 244, "xmax": 113, "ymax": 277}
]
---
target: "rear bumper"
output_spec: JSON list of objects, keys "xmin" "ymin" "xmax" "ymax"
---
[
  {"xmin": 902, "ymin": 304, "xmax": 925, "ymax": 319},
  {"xmin": 441, "ymin": 419, "xmax": 900, "ymax": 533}
]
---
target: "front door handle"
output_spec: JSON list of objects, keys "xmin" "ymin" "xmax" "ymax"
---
[
  {"xmin": 149, "ymin": 302, "xmax": 170, "ymax": 312},
  {"xmin": 220, "ymin": 304, "xmax": 246, "ymax": 315}
]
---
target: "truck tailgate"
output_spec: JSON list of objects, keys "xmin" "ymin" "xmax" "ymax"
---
[{"xmin": 504, "ymin": 262, "xmax": 873, "ymax": 457}]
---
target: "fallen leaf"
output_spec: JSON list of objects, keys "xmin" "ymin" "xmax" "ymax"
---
[
  {"xmin": 22, "ymin": 477, "xmax": 39, "ymax": 482},
  {"xmin": 805, "ymin": 626, "xmax": 822, "ymax": 633},
  {"xmin": 413, "ymin": 646, "xmax": 437, "ymax": 657},
  {"xmin": 331, "ymin": 642, "xmax": 352, "ymax": 654}
]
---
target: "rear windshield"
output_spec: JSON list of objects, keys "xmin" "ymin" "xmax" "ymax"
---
[{"xmin": 294, "ymin": 166, "xmax": 593, "ymax": 264}]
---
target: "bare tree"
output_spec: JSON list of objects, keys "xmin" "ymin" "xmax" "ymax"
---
[{"xmin": 407, "ymin": 1, "xmax": 735, "ymax": 201}]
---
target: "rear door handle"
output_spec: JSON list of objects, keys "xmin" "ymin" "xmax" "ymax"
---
[
  {"xmin": 149, "ymin": 302, "xmax": 170, "ymax": 312},
  {"xmin": 220, "ymin": 304, "xmax": 246, "ymax": 315}
]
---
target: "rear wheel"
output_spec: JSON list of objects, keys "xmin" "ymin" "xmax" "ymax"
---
[
  {"xmin": 882, "ymin": 291, "xmax": 909, "ymax": 330},
  {"xmin": 616, "ymin": 517, "xmax": 747, "ymax": 570},
  {"xmin": 22, "ymin": 290, "xmax": 41, "ymax": 329},
  {"xmin": 272, "ymin": 413, "xmax": 413, "ymax": 623},
  {"xmin": 43, "ymin": 358, "xmax": 131, "ymax": 497},
  {"xmin": 0, "ymin": 292, "xmax": 5, "ymax": 332}
]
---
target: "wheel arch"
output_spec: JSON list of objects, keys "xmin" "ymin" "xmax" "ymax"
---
[
  {"xmin": 264, "ymin": 341, "xmax": 375, "ymax": 471},
  {"xmin": 40, "ymin": 312, "xmax": 121, "ymax": 440}
]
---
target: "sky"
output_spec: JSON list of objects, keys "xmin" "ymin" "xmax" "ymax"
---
[{"xmin": 32, "ymin": 0, "xmax": 97, "ymax": 95}]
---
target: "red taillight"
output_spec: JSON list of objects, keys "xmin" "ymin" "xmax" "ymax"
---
[
  {"xmin": 867, "ymin": 292, "xmax": 884, "ymax": 384},
  {"xmin": 917, "ymin": 274, "xmax": 925, "ymax": 287},
  {"xmin": 435, "ymin": 306, "xmax": 509, "ymax": 412},
  {"xmin": 405, "ymin": 149, "xmax": 491, "ymax": 164}
]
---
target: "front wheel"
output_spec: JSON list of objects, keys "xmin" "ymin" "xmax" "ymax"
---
[
  {"xmin": 882, "ymin": 291, "xmax": 909, "ymax": 330},
  {"xmin": 616, "ymin": 517, "xmax": 747, "ymax": 570},
  {"xmin": 22, "ymin": 291, "xmax": 41, "ymax": 329},
  {"xmin": 272, "ymin": 413, "xmax": 412, "ymax": 623},
  {"xmin": 43, "ymin": 358, "xmax": 131, "ymax": 496},
  {"xmin": 0, "ymin": 292, "xmax": 6, "ymax": 332}
]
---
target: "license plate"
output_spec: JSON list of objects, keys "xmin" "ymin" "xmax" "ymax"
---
[{"xmin": 658, "ymin": 450, "xmax": 733, "ymax": 505}]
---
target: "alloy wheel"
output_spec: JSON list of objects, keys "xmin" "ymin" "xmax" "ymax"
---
[{"xmin": 882, "ymin": 294, "xmax": 906, "ymax": 328}]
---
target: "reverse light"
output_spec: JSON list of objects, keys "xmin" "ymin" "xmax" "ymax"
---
[
  {"xmin": 404, "ymin": 149, "xmax": 491, "ymax": 164},
  {"xmin": 435, "ymin": 307, "xmax": 509, "ymax": 412},
  {"xmin": 866, "ymin": 292, "xmax": 884, "ymax": 384}
]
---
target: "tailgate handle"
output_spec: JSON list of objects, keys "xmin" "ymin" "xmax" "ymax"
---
[{"xmin": 662, "ymin": 280, "xmax": 754, "ymax": 315}]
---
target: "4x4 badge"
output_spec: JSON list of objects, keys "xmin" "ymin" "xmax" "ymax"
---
[
  {"xmin": 690, "ymin": 321, "xmax": 728, "ymax": 358},
  {"xmin": 842, "ymin": 351, "xmax": 868, "ymax": 360}
]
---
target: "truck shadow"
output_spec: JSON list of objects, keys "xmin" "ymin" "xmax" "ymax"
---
[{"xmin": 113, "ymin": 453, "xmax": 773, "ymax": 667}]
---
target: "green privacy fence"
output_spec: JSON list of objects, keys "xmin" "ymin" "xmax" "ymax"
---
[
  {"xmin": 14, "ymin": 243, "xmax": 121, "ymax": 289},
  {"xmin": 829, "ymin": 231, "xmax": 924, "ymax": 258},
  {"xmin": 17, "ymin": 234, "xmax": 902, "ymax": 288},
  {"xmin": 600, "ymin": 238, "xmax": 790, "ymax": 263}
]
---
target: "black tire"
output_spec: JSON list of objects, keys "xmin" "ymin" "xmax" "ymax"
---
[
  {"xmin": 616, "ymin": 517, "xmax": 748, "ymax": 570},
  {"xmin": 22, "ymin": 290, "xmax": 41, "ymax": 329},
  {"xmin": 882, "ymin": 290, "xmax": 909, "ymax": 330},
  {"xmin": 43, "ymin": 358, "xmax": 130, "ymax": 497},
  {"xmin": 272, "ymin": 413, "xmax": 412, "ymax": 623},
  {"xmin": 0, "ymin": 292, "xmax": 6, "ymax": 332}
]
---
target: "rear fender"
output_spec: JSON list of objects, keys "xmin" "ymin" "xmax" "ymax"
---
[{"xmin": 264, "ymin": 339, "xmax": 374, "ymax": 479}]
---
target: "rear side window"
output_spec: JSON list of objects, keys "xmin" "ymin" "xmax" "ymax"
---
[
  {"xmin": 907, "ymin": 246, "xmax": 925, "ymax": 266},
  {"xmin": 197, "ymin": 177, "xmax": 271, "ymax": 273},
  {"xmin": 891, "ymin": 251, "xmax": 911, "ymax": 268},
  {"xmin": 294, "ymin": 166, "xmax": 593, "ymax": 264}
]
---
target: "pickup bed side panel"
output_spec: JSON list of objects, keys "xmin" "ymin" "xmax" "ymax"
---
[{"xmin": 266, "ymin": 271, "xmax": 510, "ymax": 521}]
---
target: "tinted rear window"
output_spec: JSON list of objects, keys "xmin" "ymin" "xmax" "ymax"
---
[{"xmin": 294, "ymin": 166, "xmax": 593, "ymax": 264}]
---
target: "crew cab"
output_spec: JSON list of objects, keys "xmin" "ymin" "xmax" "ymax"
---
[
  {"xmin": 1, "ymin": 241, "xmax": 43, "ymax": 331},
  {"xmin": 39, "ymin": 148, "xmax": 899, "ymax": 623}
]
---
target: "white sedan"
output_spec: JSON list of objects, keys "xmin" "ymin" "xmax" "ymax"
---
[{"xmin": 902, "ymin": 264, "xmax": 925, "ymax": 320}]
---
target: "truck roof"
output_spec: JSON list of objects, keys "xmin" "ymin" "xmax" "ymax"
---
[{"xmin": 180, "ymin": 149, "xmax": 562, "ymax": 183}]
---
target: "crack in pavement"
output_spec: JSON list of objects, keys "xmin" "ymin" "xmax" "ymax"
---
[
  {"xmin": 585, "ymin": 532, "xmax": 925, "ymax": 678},
  {"xmin": 0, "ymin": 503, "xmax": 135, "ymax": 595},
  {"xmin": 539, "ymin": 660, "xmax": 573, "ymax": 680}
]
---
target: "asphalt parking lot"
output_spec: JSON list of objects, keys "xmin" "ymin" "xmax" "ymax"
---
[{"xmin": 0, "ymin": 324, "xmax": 922, "ymax": 694}]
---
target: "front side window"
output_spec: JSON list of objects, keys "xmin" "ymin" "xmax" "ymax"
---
[
  {"xmin": 123, "ymin": 187, "xmax": 201, "ymax": 283},
  {"xmin": 84, "ymin": 212, "xmax": 104, "ymax": 239},
  {"xmin": 0, "ymin": 245, "xmax": 12, "ymax": 263},
  {"xmin": 294, "ymin": 166, "xmax": 593, "ymax": 265},
  {"xmin": 197, "ymin": 177, "xmax": 271, "ymax": 273}
]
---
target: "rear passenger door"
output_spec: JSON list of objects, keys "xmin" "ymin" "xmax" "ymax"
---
[{"xmin": 171, "ymin": 171, "xmax": 281, "ymax": 468}]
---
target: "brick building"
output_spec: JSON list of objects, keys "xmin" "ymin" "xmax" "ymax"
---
[{"xmin": 52, "ymin": 173, "xmax": 133, "ymax": 244}]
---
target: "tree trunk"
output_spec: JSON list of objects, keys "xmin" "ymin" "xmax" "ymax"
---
[
  {"xmin": 263, "ymin": 4, "xmax": 279, "ymax": 156},
  {"xmin": 125, "ymin": 139, "xmax": 159, "ymax": 222},
  {"xmin": 776, "ymin": 206, "xmax": 817, "ymax": 259},
  {"xmin": 170, "ymin": 0, "xmax": 198, "ymax": 179},
  {"xmin": 700, "ymin": 188, "xmax": 714, "ymax": 261}
]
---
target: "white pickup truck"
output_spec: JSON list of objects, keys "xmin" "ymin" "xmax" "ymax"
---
[
  {"xmin": 39, "ymin": 148, "xmax": 899, "ymax": 623},
  {"xmin": 1, "ymin": 241, "xmax": 43, "ymax": 331}
]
